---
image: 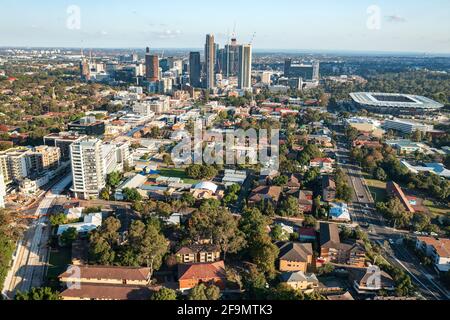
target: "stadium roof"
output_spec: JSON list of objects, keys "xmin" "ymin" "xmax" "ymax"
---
[{"xmin": 350, "ymin": 92, "xmax": 444, "ymax": 110}]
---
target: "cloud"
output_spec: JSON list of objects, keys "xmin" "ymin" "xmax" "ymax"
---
[
  {"xmin": 385, "ymin": 15, "xmax": 407, "ymax": 23},
  {"xmin": 152, "ymin": 29, "xmax": 182, "ymax": 39}
]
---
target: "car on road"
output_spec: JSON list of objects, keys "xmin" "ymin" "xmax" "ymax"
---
[{"xmin": 360, "ymin": 222, "xmax": 370, "ymax": 228}]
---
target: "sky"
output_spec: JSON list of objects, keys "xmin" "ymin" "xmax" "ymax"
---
[{"xmin": 1, "ymin": 0, "xmax": 450, "ymax": 53}]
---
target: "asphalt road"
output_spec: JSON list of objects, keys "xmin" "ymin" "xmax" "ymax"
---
[{"xmin": 2, "ymin": 174, "xmax": 73, "ymax": 299}]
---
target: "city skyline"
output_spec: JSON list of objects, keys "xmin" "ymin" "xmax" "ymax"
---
[{"xmin": 1, "ymin": 0, "xmax": 450, "ymax": 54}]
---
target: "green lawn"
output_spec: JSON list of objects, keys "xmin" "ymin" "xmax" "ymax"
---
[
  {"xmin": 363, "ymin": 174, "xmax": 387, "ymax": 203},
  {"xmin": 46, "ymin": 247, "xmax": 72, "ymax": 281},
  {"xmin": 423, "ymin": 200, "xmax": 450, "ymax": 217},
  {"xmin": 158, "ymin": 168, "xmax": 200, "ymax": 185}
]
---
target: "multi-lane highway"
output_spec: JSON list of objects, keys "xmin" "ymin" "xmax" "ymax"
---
[
  {"xmin": 2, "ymin": 174, "xmax": 72, "ymax": 299},
  {"xmin": 335, "ymin": 138, "xmax": 449, "ymax": 300}
]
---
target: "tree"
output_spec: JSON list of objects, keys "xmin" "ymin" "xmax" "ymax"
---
[
  {"xmin": 89, "ymin": 234, "xmax": 116, "ymax": 265},
  {"xmin": 127, "ymin": 220, "xmax": 169, "ymax": 278},
  {"xmin": 188, "ymin": 284, "xmax": 220, "ymax": 300},
  {"xmin": 317, "ymin": 263, "xmax": 335, "ymax": 276},
  {"xmin": 122, "ymin": 188, "xmax": 143, "ymax": 202},
  {"xmin": 270, "ymin": 224, "xmax": 287, "ymax": 241},
  {"xmin": 107, "ymin": 171, "xmax": 122, "ymax": 188},
  {"xmin": 272, "ymin": 175, "xmax": 288, "ymax": 186},
  {"xmin": 15, "ymin": 287, "xmax": 60, "ymax": 300},
  {"xmin": 156, "ymin": 201, "xmax": 172, "ymax": 217},
  {"xmin": 303, "ymin": 215, "xmax": 317, "ymax": 227},
  {"xmin": 49, "ymin": 213, "xmax": 67, "ymax": 227},
  {"xmin": 412, "ymin": 212, "xmax": 431, "ymax": 232},
  {"xmin": 279, "ymin": 196, "xmax": 301, "ymax": 217},
  {"xmin": 335, "ymin": 168, "xmax": 352, "ymax": 203},
  {"xmin": 181, "ymin": 192, "xmax": 196, "ymax": 207},
  {"xmin": 188, "ymin": 207, "xmax": 245, "ymax": 261},
  {"xmin": 163, "ymin": 154, "xmax": 173, "ymax": 166},
  {"xmin": 377, "ymin": 198, "xmax": 412, "ymax": 229},
  {"xmin": 88, "ymin": 217, "xmax": 121, "ymax": 265},
  {"xmin": 243, "ymin": 265, "xmax": 268, "ymax": 300},
  {"xmin": 60, "ymin": 227, "xmax": 78, "ymax": 247},
  {"xmin": 100, "ymin": 187, "xmax": 111, "ymax": 201},
  {"xmin": 151, "ymin": 288, "xmax": 177, "ymax": 300},
  {"xmin": 185, "ymin": 164, "xmax": 218, "ymax": 180},
  {"xmin": 239, "ymin": 208, "xmax": 279, "ymax": 278},
  {"xmin": 0, "ymin": 210, "xmax": 22, "ymax": 293},
  {"xmin": 374, "ymin": 167, "xmax": 387, "ymax": 181}
]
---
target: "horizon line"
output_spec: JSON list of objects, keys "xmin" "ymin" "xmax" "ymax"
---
[{"xmin": 1, "ymin": 46, "xmax": 450, "ymax": 57}]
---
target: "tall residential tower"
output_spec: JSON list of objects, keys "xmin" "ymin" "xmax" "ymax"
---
[
  {"xmin": 204, "ymin": 34, "xmax": 216, "ymax": 89},
  {"xmin": 238, "ymin": 44, "xmax": 252, "ymax": 90},
  {"xmin": 145, "ymin": 47, "xmax": 159, "ymax": 82}
]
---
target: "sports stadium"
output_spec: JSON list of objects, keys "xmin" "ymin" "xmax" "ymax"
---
[{"xmin": 350, "ymin": 92, "xmax": 444, "ymax": 115}]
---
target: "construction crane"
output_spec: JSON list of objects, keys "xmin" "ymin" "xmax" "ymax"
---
[{"xmin": 249, "ymin": 32, "xmax": 256, "ymax": 45}]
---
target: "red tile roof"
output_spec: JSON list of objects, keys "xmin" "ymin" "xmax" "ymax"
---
[
  {"xmin": 178, "ymin": 261, "xmax": 226, "ymax": 281},
  {"xmin": 60, "ymin": 284, "xmax": 155, "ymax": 300}
]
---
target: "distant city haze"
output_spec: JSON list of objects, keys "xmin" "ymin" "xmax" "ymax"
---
[{"xmin": 1, "ymin": 0, "xmax": 449, "ymax": 53}]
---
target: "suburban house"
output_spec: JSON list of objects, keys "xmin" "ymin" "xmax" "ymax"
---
[
  {"xmin": 58, "ymin": 265, "xmax": 153, "ymax": 300},
  {"xmin": 415, "ymin": 236, "xmax": 450, "ymax": 273},
  {"xmin": 309, "ymin": 158, "xmax": 335, "ymax": 173},
  {"xmin": 280, "ymin": 271, "xmax": 319, "ymax": 291},
  {"xmin": 176, "ymin": 244, "xmax": 221, "ymax": 264},
  {"xmin": 298, "ymin": 190, "xmax": 314, "ymax": 213},
  {"xmin": 319, "ymin": 223, "xmax": 366, "ymax": 267},
  {"xmin": 286, "ymin": 174, "xmax": 302, "ymax": 190},
  {"xmin": 178, "ymin": 261, "xmax": 227, "ymax": 291},
  {"xmin": 347, "ymin": 266, "xmax": 396, "ymax": 294},
  {"xmin": 347, "ymin": 241, "xmax": 367, "ymax": 268},
  {"xmin": 327, "ymin": 291, "xmax": 355, "ymax": 300},
  {"xmin": 298, "ymin": 227, "xmax": 317, "ymax": 243},
  {"xmin": 277, "ymin": 242, "xmax": 314, "ymax": 272},
  {"xmin": 322, "ymin": 176, "xmax": 336, "ymax": 203},
  {"xmin": 329, "ymin": 202, "xmax": 351, "ymax": 222},
  {"xmin": 248, "ymin": 185, "xmax": 282, "ymax": 206},
  {"xmin": 386, "ymin": 181, "xmax": 415, "ymax": 213}
]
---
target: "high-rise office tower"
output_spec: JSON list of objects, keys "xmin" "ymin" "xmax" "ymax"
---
[
  {"xmin": 224, "ymin": 38, "xmax": 240, "ymax": 77},
  {"xmin": 189, "ymin": 52, "xmax": 202, "ymax": 88},
  {"xmin": 216, "ymin": 48, "xmax": 226, "ymax": 74},
  {"xmin": 145, "ymin": 47, "xmax": 159, "ymax": 82},
  {"xmin": 284, "ymin": 59, "xmax": 320, "ymax": 82},
  {"xmin": 204, "ymin": 34, "xmax": 216, "ymax": 89},
  {"xmin": 238, "ymin": 44, "xmax": 252, "ymax": 90}
]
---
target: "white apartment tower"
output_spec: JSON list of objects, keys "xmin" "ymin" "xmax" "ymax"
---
[{"xmin": 70, "ymin": 138, "xmax": 106, "ymax": 200}]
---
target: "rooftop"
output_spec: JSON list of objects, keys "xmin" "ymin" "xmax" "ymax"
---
[
  {"xmin": 59, "ymin": 265, "xmax": 151, "ymax": 282},
  {"xmin": 350, "ymin": 92, "xmax": 444, "ymax": 110}
]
